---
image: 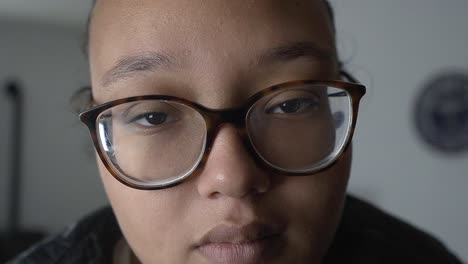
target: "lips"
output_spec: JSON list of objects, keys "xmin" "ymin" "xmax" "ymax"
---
[{"xmin": 195, "ymin": 223, "xmax": 285, "ymax": 264}]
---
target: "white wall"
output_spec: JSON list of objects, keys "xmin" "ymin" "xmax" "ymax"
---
[
  {"xmin": 0, "ymin": 1, "xmax": 467, "ymax": 262},
  {"xmin": 330, "ymin": 0, "xmax": 468, "ymax": 261},
  {"xmin": 0, "ymin": 19, "xmax": 107, "ymax": 234}
]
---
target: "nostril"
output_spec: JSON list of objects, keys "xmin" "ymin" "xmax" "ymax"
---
[{"xmin": 208, "ymin": 192, "xmax": 222, "ymax": 199}]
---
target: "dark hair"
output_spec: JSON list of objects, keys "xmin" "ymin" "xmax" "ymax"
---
[{"xmin": 81, "ymin": 0, "xmax": 96, "ymax": 56}]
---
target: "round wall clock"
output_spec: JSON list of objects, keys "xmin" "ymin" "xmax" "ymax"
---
[{"xmin": 414, "ymin": 72, "xmax": 468, "ymax": 154}]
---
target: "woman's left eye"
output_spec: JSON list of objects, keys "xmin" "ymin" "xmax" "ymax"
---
[
  {"xmin": 130, "ymin": 112, "xmax": 172, "ymax": 127},
  {"xmin": 267, "ymin": 98, "xmax": 319, "ymax": 114}
]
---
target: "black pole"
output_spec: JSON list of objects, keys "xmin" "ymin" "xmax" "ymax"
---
[
  {"xmin": 4, "ymin": 80, "xmax": 23, "ymax": 235},
  {"xmin": 1, "ymin": 80, "xmax": 44, "ymax": 262}
]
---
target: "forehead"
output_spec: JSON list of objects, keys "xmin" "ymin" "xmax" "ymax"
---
[
  {"xmin": 90, "ymin": 0, "xmax": 333, "ymax": 56},
  {"xmin": 90, "ymin": 0, "xmax": 332, "ymax": 34},
  {"xmin": 89, "ymin": 0, "xmax": 335, "ymax": 102}
]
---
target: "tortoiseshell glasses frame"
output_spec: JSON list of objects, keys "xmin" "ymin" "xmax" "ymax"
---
[{"xmin": 79, "ymin": 71, "xmax": 366, "ymax": 190}]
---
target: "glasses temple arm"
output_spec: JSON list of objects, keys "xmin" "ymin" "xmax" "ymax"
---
[{"xmin": 339, "ymin": 69, "xmax": 360, "ymax": 84}]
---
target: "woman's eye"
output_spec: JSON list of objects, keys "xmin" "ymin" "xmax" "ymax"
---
[
  {"xmin": 267, "ymin": 98, "xmax": 319, "ymax": 114},
  {"xmin": 129, "ymin": 112, "xmax": 171, "ymax": 127}
]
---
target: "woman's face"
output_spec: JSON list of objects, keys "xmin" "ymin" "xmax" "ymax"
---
[{"xmin": 89, "ymin": 0, "xmax": 351, "ymax": 263}]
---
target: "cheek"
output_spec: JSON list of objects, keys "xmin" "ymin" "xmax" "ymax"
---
[
  {"xmin": 97, "ymin": 160, "xmax": 194, "ymax": 263},
  {"xmin": 277, "ymin": 149, "xmax": 351, "ymax": 261}
]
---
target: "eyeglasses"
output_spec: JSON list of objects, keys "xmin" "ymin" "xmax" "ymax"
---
[{"xmin": 79, "ymin": 72, "xmax": 366, "ymax": 190}]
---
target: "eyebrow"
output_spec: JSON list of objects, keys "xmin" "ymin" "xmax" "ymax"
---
[
  {"xmin": 101, "ymin": 41, "xmax": 334, "ymax": 88},
  {"xmin": 102, "ymin": 51, "xmax": 177, "ymax": 87},
  {"xmin": 258, "ymin": 41, "xmax": 335, "ymax": 66}
]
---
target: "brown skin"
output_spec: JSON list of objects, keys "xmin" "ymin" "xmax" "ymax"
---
[{"xmin": 89, "ymin": 0, "xmax": 351, "ymax": 263}]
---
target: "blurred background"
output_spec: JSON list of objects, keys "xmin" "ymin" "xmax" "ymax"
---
[{"xmin": 0, "ymin": 0, "xmax": 467, "ymax": 262}]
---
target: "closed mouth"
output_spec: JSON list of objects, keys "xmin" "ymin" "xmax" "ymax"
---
[{"xmin": 195, "ymin": 223, "xmax": 285, "ymax": 264}]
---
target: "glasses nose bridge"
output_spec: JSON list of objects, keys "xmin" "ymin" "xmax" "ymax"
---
[
  {"xmin": 204, "ymin": 107, "xmax": 250, "ymax": 151},
  {"xmin": 200, "ymin": 106, "xmax": 266, "ymax": 176},
  {"xmin": 219, "ymin": 107, "xmax": 247, "ymax": 126}
]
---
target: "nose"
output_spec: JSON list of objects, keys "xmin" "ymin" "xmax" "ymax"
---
[{"xmin": 196, "ymin": 124, "xmax": 271, "ymax": 199}]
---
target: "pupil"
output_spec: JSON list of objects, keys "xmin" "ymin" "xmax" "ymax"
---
[
  {"xmin": 280, "ymin": 100, "xmax": 301, "ymax": 113},
  {"xmin": 146, "ymin": 113, "xmax": 167, "ymax": 125}
]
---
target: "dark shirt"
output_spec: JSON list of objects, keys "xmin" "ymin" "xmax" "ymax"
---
[{"xmin": 7, "ymin": 196, "xmax": 462, "ymax": 264}]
